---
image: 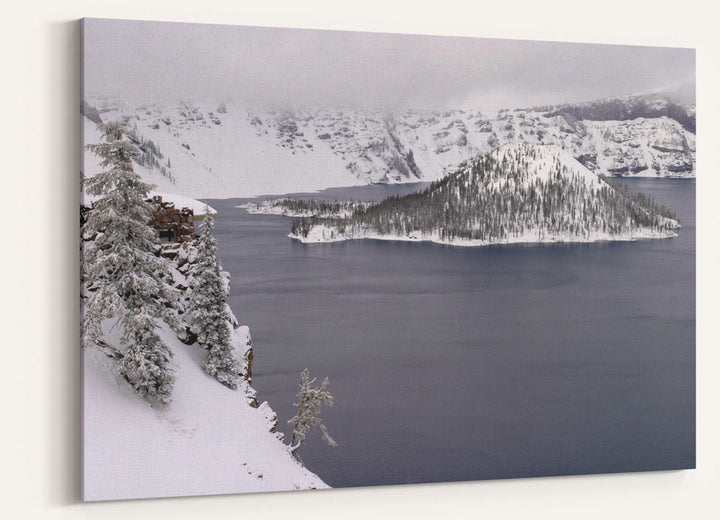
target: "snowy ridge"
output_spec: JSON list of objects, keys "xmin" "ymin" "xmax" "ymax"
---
[{"xmin": 82, "ymin": 94, "xmax": 695, "ymax": 199}]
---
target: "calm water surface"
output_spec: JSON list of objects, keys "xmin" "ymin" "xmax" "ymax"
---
[{"xmin": 207, "ymin": 178, "xmax": 695, "ymax": 488}]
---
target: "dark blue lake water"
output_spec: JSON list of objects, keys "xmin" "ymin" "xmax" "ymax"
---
[{"xmin": 207, "ymin": 178, "xmax": 695, "ymax": 488}]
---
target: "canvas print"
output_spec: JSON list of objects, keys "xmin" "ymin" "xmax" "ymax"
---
[{"xmin": 80, "ymin": 18, "xmax": 696, "ymax": 501}]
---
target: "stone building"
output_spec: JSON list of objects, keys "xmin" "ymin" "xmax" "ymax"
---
[{"xmin": 148, "ymin": 195, "xmax": 196, "ymax": 243}]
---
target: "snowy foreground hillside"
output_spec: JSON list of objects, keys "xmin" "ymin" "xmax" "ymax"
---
[
  {"xmin": 83, "ymin": 325, "xmax": 328, "ymax": 501},
  {"xmin": 288, "ymin": 143, "xmax": 680, "ymax": 246},
  {"xmin": 81, "ymin": 214, "xmax": 328, "ymax": 501},
  {"xmin": 82, "ymin": 92, "xmax": 695, "ymax": 199}
]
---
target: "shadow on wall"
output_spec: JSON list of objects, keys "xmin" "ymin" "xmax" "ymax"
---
[{"xmin": 47, "ymin": 19, "xmax": 82, "ymax": 506}]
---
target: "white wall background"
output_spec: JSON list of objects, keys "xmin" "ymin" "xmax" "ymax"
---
[{"xmin": 1, "ymin": 1, "xmax": 718, "ymax": 518}]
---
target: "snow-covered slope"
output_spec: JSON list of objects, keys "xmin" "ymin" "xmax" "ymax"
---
[
  {"xmin": 83, "ymin": 325, "xmax": 327, "ymax": 501},
  {"xmin": 82, "ymin": 94, "xmax": 695, "ymax": 199},
  {"xmin": 82, "ymin": 102, "xmax": 357, "ymax": 199}
]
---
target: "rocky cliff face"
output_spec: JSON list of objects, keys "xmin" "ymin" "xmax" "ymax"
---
[
  {"xmin": 84, "ymin": 93, "xmax": 695, "ymax": 198},
  {"xmin": 541, "ymin": 95, "xmax": 695, "ymax": 132}
]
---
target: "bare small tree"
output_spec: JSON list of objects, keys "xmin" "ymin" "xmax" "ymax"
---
[{"xmin": 288, "ymin": 369, "xmax": 337, "ymax": 462}]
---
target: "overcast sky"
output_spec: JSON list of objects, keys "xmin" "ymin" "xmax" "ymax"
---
[{"xmin": 82, "ymin": 18, "xmax": 695, "ymax": 113}]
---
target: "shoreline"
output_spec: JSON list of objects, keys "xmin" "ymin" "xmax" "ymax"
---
[{"xmin": 288, "ymin": 227, "xmax": 679, "ymax": 247}]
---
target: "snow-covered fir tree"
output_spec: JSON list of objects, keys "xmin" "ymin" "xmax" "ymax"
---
[
  {"xmin": 82, "ymin": 121, "xmax": 180, "ymax": 404},
  {"xmin": 288, "ymin": 369, "xmax": 337, "ymax": 462},
  {"xmin": 185, "ymin": 210, "xmax": 239, "ymax": 389}
]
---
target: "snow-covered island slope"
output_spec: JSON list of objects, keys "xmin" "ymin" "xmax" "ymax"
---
[
  {"xmin": 82, "ymin": 91, "xmax": 695, "ymax": 199},
  {"xmin": 288, "ymin": 143, "xmax": 680, "ymax": 246}
]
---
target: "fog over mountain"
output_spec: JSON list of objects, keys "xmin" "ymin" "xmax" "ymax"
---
[{"xmin": 82, "ymin": 18, "xmax": 695, "ymax": 113}]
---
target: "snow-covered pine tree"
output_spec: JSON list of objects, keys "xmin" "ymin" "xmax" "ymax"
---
[
  {"xmin": 186, "ymin": 210, "xmax": 239, "ymax": 389},
  {"xmin": 82, "ymin": 121, "xmax": 180, "ymax": 404},
  {"xmin": 288, "ymin": 369, "xmax": 337, "ymax": 462}
]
